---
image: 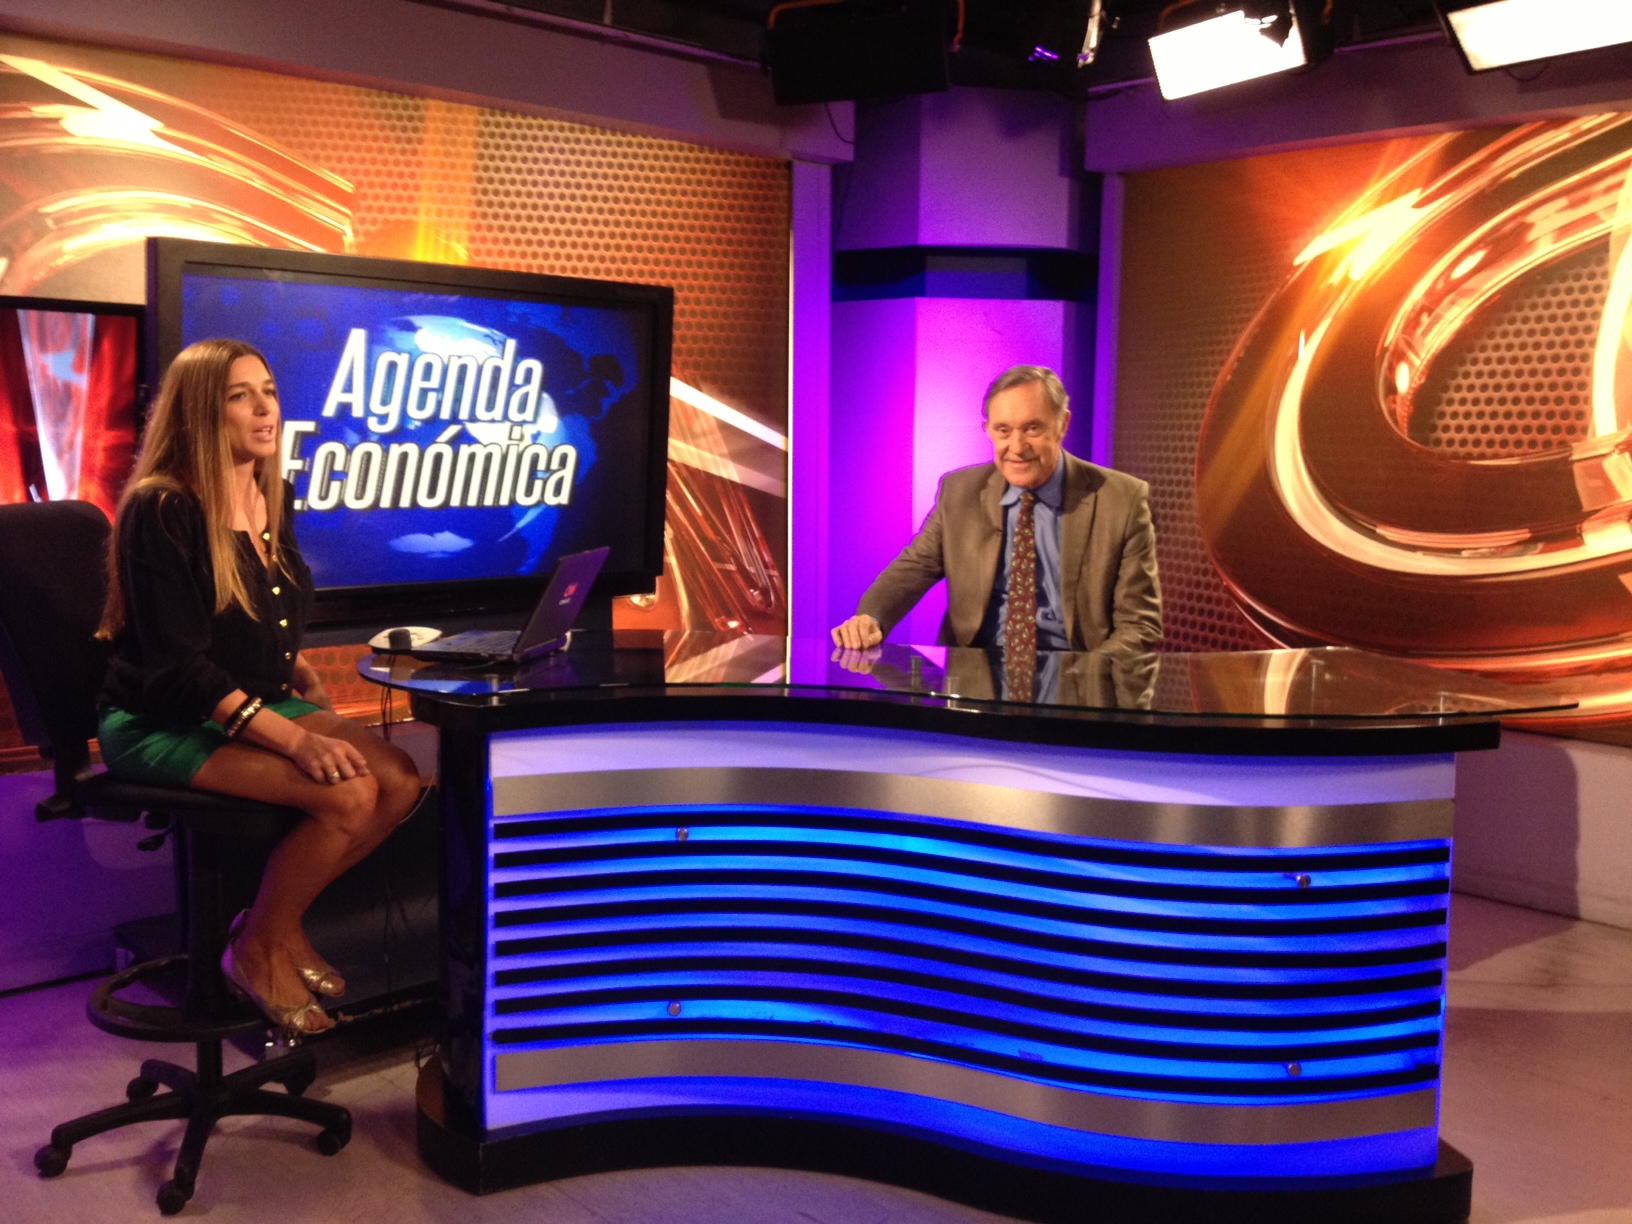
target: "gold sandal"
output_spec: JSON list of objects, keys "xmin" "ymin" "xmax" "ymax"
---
[
  {"xmin": 229, "ymin": 910, "xmax": 346, "ymax": 999},
  {"xmin": 220, "ymin": 938, "xmax": 333, "ymax": 1043},
  {"xmin": 297, "ymin": 959, "xmax": 346, "ymax": 999}
]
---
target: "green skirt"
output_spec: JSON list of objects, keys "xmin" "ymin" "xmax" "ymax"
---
[{"xmin": 97, "ymin": 697, "xmax": 324, "ymax": 787}]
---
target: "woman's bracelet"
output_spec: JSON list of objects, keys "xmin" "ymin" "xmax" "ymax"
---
[{"xmin": 223, "ymin": 696, "xmax": 264, "ymax": 740}]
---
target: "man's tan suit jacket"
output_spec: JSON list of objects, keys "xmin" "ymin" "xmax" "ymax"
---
[{"xmin": 856, "ymin": 452, "xmax": 1162, "ymax": 652}]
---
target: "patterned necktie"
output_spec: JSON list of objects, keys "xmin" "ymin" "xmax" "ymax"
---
[{"xmin": 1004, "ymin": 491, "xmax": 1037, "ymax": 702}]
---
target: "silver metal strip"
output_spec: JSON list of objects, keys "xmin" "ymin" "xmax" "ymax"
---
[
  {"xmin": 493, "ymin": 1039, "xmax": 1437, "ymax": 1144},
  {"xmin": 493, "ymin": 768, "xmax": 1452, "ymax": 848}
]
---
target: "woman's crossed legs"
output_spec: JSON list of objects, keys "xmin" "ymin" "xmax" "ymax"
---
[{"xmin": 191, "ymin": 712, "xmax": 421, "ymax": 1032}]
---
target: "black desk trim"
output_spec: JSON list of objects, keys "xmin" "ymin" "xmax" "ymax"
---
[
  {"xmin": 407, "ymin": 685, "xmax": 1500, "ymax": 757},
  {"xmin": 417, "ymin": 1067, "xmax": 1474, "ymax": 1223}
]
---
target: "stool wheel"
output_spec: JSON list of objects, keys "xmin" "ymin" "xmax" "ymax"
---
[
  {"xmin": 157, "ymin": 1178, "xmax": 193, "ymax": 1215},
  {"xmin": 34, "ymin": 1143, "xmax": 69, "ymax": 1178},
  {"xmin": 316, "ymin": 1123, "xmax": 349, "ymax": 1156},
  {"xmin": 126, "ymin": 1076, "xmax": 158, "ymax": 1101}
]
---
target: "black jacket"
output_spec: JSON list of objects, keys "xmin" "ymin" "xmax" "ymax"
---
[{"xmin": 100, "ymin": 482, "xmax": 314, "ymax": 725}]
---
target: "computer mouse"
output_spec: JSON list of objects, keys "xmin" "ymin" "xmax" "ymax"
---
[{"xmin": 368, "ymin": 626, "xmax": 442, "ymax": 652}]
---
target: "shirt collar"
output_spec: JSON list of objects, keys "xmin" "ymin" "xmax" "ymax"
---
[{"xmin": 1001, "ymin": 459, "xmax": 1065, "ymax": 511}]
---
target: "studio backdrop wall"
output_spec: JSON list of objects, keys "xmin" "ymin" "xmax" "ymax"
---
[{"xmin": 0, "ymin": 30, "xmax": 792, "ymax": 762}]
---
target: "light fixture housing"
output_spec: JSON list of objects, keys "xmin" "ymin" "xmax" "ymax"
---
[
  {"xmin": 1079, "ymin": 0, "xmax": 1106, "ymax": 67},
  {"xmin": 1436, "ymin": 0, "xmax": 1632, "ymax": 72},
  {"xmin": 1148, "ymin": 1, "xmax": 1330, "ymax": 101}
]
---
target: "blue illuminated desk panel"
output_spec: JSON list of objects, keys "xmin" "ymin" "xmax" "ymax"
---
[{"xmin": 362, "ymin": 635, "xmax": 1567, "ymax": 1223}]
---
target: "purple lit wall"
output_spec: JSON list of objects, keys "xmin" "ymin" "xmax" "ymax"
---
[
  {"xmin": 823, "ymin": 89, "xmax": 1096, "ymax": 644},
  {"xmin": 0, "ymin": 771, "xmax": 171, "ymax": 989},
  {"xmin": 828, "ymin": 296, "xmax": 922, "ymax": 630},
  {"xmin": 896, "ymin": 297, "xmax": 1084, "ymax": 644}
]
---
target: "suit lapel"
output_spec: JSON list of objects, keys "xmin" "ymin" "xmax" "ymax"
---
[
  {"xmin": 1058, "ymin": 454, "xmax": 1099, "ymax": 648},
  {"xmin": 944, "ymin": 466, "xmax": 1009, "ymax": 645},
  {"xmin": 971, "ymin": 468, "xmax": 1006, "ymax": 624}
]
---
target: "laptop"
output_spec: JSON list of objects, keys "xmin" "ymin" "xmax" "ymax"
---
[{"xmin": 406, "ymin": 546, "xmax": 609, "ymax": 665}]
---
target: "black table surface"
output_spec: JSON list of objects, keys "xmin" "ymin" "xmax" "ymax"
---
[{"xmin": 357, "ymin": 633, "xmax": 1572, "ymax": 757}]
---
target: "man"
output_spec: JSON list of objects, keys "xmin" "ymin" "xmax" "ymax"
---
[{"xmin": 831, "ymin": 365, "xmax": 1161, "ymax": 656}]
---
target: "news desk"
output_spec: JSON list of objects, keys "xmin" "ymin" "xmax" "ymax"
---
[{"xmin": 360, "ymin": 633, "xmax": 1567, "ymax": 1223}]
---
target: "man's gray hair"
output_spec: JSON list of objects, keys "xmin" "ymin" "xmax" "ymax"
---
[{"xmin": 982, "ymin": 365, "xmax": 1069, "ymax": 420}]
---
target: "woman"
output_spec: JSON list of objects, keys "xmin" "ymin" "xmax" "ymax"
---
[{"xmin": 97, "ymin": 338, "xmax": 420, "ymax": 1039}]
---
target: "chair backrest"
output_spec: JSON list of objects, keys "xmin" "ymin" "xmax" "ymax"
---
[{"xmin": 0, "ymin": 500, "xmax": 112, "ymax": 777}]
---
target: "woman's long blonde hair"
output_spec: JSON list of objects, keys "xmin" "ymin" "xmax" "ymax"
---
[{"xmin": 98, "ymin": 338, "xmax": 287, "ymax": 638}]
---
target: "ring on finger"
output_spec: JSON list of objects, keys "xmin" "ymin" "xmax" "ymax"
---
[{"xmin": 327, "ymin": 769, "xmax": 342, "ymax": 783}]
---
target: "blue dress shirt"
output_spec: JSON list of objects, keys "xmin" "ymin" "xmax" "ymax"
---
[{"xmin": 975, "ymin": 461, "xmax": 1068, "ymax": 651}]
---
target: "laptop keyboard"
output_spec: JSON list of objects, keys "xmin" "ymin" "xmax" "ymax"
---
[{"xmin": 430, "ymin": 629, "xmax": 517, "ymax": 653}]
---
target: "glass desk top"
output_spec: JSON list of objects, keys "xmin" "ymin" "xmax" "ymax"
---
[{"xmin": 357, "ymin": 631, "xmax": 1573, "ymax": 723}]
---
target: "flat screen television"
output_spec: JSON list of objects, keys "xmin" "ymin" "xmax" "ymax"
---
[
  {"xmin": 147, "ymin": 239, "xmax": 673, "ymax": 628},
  {"xmin": 0, "ymin": 296, "xmax": 142, "ymax": 518}
]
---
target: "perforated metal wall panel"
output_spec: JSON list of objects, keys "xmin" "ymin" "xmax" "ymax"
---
[
  {"xmin": 1116, "ymin": 167, "xmax": 1287, "ymax": 653},
  {"xmin": 168, "ymin": 72, "xmax": 791, "ymax": 428},
  {"xmin": 1414, "ymin": 245, "xmax": 1607, "ymax": 456}
]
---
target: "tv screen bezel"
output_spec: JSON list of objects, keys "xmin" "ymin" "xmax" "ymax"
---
[
  {"xmin": 146, "ymin": 238, "xmax": 673, "ymax": 629},
  {"xmin": 0, "ymin": 294, "xmax": 146, "ymax": 329}
]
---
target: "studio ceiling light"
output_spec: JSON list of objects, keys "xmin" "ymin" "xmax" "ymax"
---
[
  {"xmin": 1148, "ymin": 4, "xmax": 1311, "ymax": 101},
  {"xmin": 1438, "ymin": 0, "xmax": 1632, "ymax": 72},
  {"xmin": 1079, "ymin": 0, "xmax": 1106, "ymax": 67}
]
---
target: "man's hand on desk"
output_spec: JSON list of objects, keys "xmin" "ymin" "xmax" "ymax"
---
[
  {"xmin": 831, "ymin": 644, "xmax": 883, "ymax": 675},
  {"xmin": 831, "ymin": 614, "xmax": 883, "ymax": 651}
]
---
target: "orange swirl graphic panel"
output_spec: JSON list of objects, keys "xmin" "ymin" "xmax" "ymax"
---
[{"xmin": 1186, "ymin": 117, "xmax": 1632, "ymax": 727}]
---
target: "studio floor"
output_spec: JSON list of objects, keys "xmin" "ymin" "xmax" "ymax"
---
[{"xmin": 1, "ymin": 892, "xmax": 1628, "ymax": 1224}]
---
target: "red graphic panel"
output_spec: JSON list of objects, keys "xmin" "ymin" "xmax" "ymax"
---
[{"xmin": 0, "ymin": 307, "xmax": 136, "ymax": 517}]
